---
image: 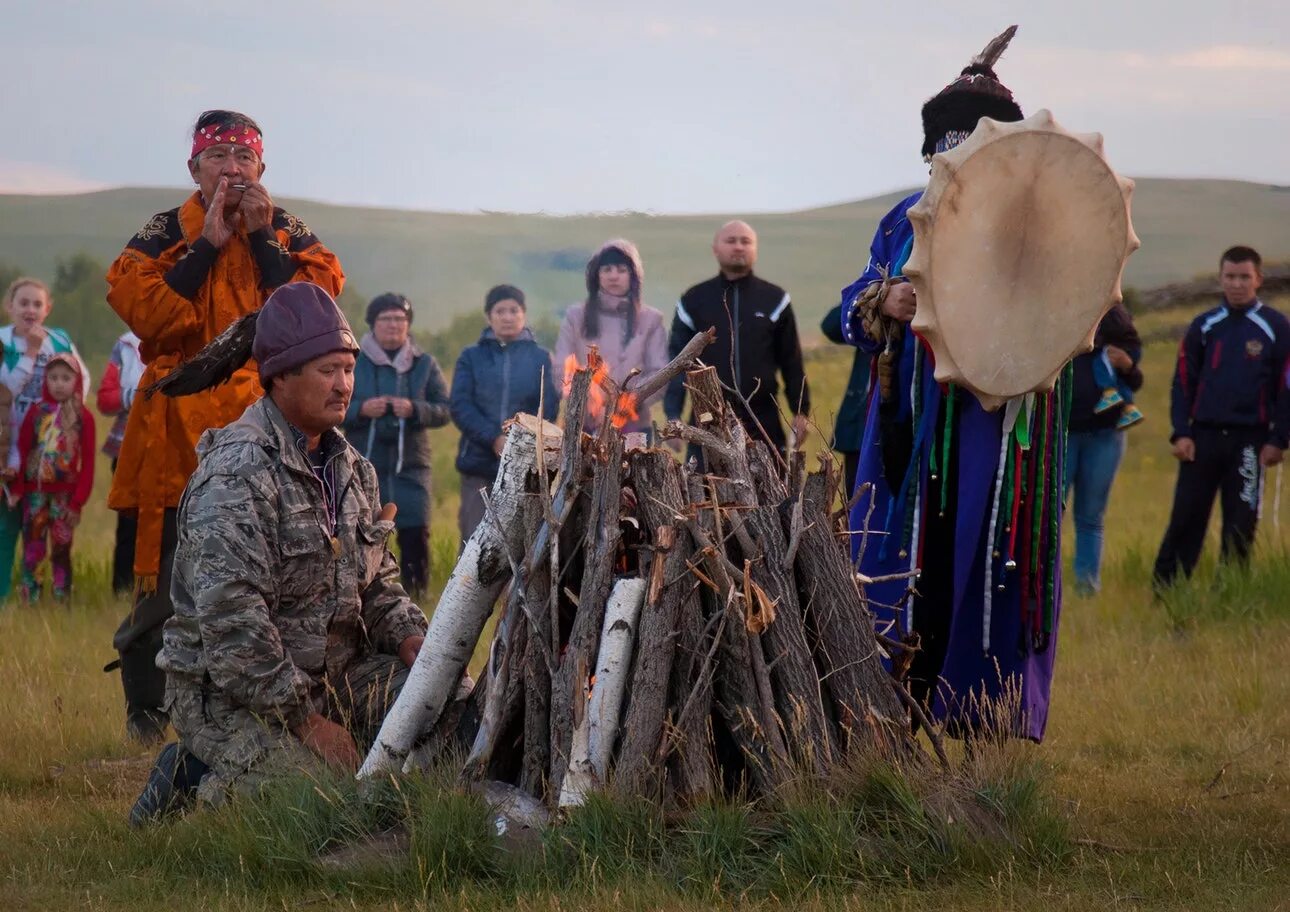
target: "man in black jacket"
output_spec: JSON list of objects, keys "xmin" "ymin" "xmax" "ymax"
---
[{"xmin": 664, "ymin": 220, "xmax": 810, "ymax": 454}]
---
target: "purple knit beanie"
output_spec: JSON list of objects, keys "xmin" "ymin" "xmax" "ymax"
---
[{"xmin": 253, "ymin": 282, "xmax": 359, "ymax": 383}]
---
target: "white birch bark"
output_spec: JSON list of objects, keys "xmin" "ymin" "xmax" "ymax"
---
[
  {"xmin": 557, "ymin": 576, "xmax": 647, "ymax": 807},
  {"xmin": 357, "ymin": 414, "xmax": 561, "ymax": 780}
]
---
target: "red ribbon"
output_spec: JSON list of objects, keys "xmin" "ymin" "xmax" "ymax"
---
[{"xmin": 190, "ymin": 123, "xmax": 263, "ymax": 160}]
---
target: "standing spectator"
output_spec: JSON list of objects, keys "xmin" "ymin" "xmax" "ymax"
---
[
  {"xmin": 9, "ymin": 355, "xmax": 94, "ymax": 601},
  {"xmin": 343, "ymin": 293, "xmax": 450, "ymax": 594},
  {"xmin": 555, "ymin": 240, "xmax": 668, "ymax": 436},
  {"xmin": 1065, "ymin": 305, "xmax": 1144, "ymax": 596},
  {"xmin": 1, "ymin": 277, "xmax": 89, "ymax": 601},
  {"xmin": 98, "ymin": 331, "xmax": 143, "ymax": 595},
  {"xmin": 451, "ymin": 285, "xmax": 559, "ymax": 542},
  {"xmin": 665, "ymin": 221, "xmax": 810, "ymax": 455},
  {"xmin": 106, "ymin": 109, "xmax": 344, "ymax": 744},
  {"xmin": 820, "ymin": 302, "xmax": 872, "ymax": 493},
  {"xmin": 1153, "ymin": 246, "xmax": 1290, "ymax": 589}
]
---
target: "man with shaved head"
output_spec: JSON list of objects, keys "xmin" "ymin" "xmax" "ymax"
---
[{"xmin": 664, "ymin": 220, "xmax": 810, "ymax": 454}]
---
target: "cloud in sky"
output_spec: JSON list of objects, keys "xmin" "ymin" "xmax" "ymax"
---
[
  {"xmin": 1, "ymin": 0, "xmax": 1286, "ymax": 213},
  {"xmin": 1160, "ymin": 45, "xmax": 1290, "ymax": 70},
  {"xmin": 0, "ymin": 160, "xmax": 107, "ymax": 195}
]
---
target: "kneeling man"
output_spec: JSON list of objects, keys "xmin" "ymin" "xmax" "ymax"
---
[{"xmin": 158, "ymin": 282, "xmax": 428, "ymax": 804}]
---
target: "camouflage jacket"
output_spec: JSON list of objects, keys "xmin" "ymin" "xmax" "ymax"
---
[{"xmin": 160, "ymin": 396, "xmax": 427, "ymax": 729}]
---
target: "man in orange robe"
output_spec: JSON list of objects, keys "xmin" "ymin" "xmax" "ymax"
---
[{"xmin": 107, "ymin": 109, "xmax": 345, "ymax": 744}]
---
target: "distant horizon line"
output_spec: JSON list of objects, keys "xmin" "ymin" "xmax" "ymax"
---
[{"xmin": 1, "ymin": 176, "xmax": 1286, "ymax": 220}]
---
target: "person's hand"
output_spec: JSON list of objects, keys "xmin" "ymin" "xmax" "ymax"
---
[
  {"xmin": 397, "ymin": 634, "xmax": 425, "ymax": 668},
  {"xmin": 360, "ymin": 397, "xmax": 387, "ymax": 419},
  {"xmin": 201, "ymin": 178, "xmax": 241, "ymax": 248},
  {"xmin": 881, "ymin": 281, "xmax": 917, "ymax": 323},
  {"xmin": 493, "ymin": 435, "xmax": 506, "ymax": 456},
  {"xmin": 68, "ymin": 508, "xmax": 81, "ymax": 529},
  {"xmin": 1172, "ymin": 437, "xmax": 1196, "ymax": 462},
  {"xmin": 791, "ymin": 414, "xmax": 809, "ymax": 447},
  {"xmin": 1259, "ymin": 444, "xmax": 1284, "ymax": 468},
  {"xmin": 1104, "ymin": 344, "xmax": 1133, "ymax": 372},
  {"xmin": 292, "ymin": 713, "xmax": 361, "ymax": 772},
  {"xmin": 18, "ymin": 323, "xmax": 47, "ymax": 349},
  {"xmin": 390, "ymin": 398, "xmax": 414, "ymax": 419},
  {"xmin": 237, "ymin": 181, "xmax": 274, "ymax": 233}
]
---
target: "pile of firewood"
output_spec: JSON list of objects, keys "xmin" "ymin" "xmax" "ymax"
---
[{"xmin": 358, "ymin": 331, "xmax": 920, "ymax": 807}]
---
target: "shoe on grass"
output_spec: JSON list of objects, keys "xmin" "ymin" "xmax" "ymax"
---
[{"xmin": 129, "ymin": 742, "xmax": 209, "ymax": 828}]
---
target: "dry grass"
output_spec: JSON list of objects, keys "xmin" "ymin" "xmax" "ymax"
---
[{"xmin": 2, "ymin": 317, "xmax": 1289, "ymax": 909}]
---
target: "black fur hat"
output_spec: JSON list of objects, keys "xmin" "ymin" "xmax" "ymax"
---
[
  {"xmin": 366, "ymin": 292, "xmax": 413, "ymax": 328},
  {"xmin": 920, "ymin": 26, "xmax": 1023, "ymax": 159}
]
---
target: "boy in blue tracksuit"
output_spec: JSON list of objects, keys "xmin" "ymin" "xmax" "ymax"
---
[{"xmin": 1153, "ymin": 246, "xmax": 1290, "ymax": 587}]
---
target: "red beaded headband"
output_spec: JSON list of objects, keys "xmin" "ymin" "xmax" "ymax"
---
[{"xmin": 190, "ymin": 123, "xmax": 263, "ymax": 160}]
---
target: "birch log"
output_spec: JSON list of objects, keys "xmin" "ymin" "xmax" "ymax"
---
[
  {"xmin": 549, "ymin": 428, "xmax": 624, "ymax": 798},
  {"xmin": 357, "ymin": 414, "xmax": 561, "ymax": 780},
  {"xmin": 558, "ymin": 576, "xmax": 647, "ymax": 808}
]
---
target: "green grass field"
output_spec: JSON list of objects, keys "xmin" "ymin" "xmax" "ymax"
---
[{"xmin": 1, "ymin": 304, "xmax": 1288, "ymax": 910}]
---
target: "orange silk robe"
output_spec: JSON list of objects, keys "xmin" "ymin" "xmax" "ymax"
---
[{"xmin": 106, "ymin": 192, "xmax": 344, "ymax": 587}]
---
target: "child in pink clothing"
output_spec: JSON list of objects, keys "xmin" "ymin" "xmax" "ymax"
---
[{"xmin": 10, "ymin": 354, "xmax": 95, "ymax": 600}]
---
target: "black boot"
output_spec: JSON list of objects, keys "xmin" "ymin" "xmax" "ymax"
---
[
  {"xmin": 129, "ymin": 742, "xmax": 209, "ymax": 827},
  {"xmin": 118, "ymin": 639, "xmax": 169, "ymax": 745}
]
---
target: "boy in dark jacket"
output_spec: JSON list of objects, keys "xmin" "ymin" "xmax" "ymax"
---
[
  {"xmin": 1153, "ymin": 246, "xmax": 1290, "ymax": 588},
  {"xmin": 342, "ymin": 293, "xmax": 450, "ymax": 594},
  {"xmin": 450, "ymin": 285, "xmax": 559, "ymax": 543}
]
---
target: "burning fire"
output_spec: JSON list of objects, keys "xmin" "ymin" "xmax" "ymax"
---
[{"xmin": 563, "ymin": 347, "xmax": 639, "ymax": 430}]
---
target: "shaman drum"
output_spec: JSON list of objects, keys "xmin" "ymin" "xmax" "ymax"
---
[{"xmin": 905, "ymin": 109, "xmax": 1140, "ymax": 411}]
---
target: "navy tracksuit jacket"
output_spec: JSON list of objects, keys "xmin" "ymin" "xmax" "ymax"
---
[{"xmin": 1155, "ymin": 298, "xmax": 1290, "ymax": 584}]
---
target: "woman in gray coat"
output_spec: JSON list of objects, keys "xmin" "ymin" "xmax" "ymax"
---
[{"xmin": 343, "ymin": 293, "xmax": 450, "ymax": 593}]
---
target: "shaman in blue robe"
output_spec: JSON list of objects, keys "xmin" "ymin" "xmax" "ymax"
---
[{"xmin": 840, "ymin": 191, "xmax": 1067, "ymax": 742}]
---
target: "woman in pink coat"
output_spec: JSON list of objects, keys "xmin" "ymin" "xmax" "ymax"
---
[{"xmin": 554, "ymin": 239, "xmax": 668, "ymax": 436}]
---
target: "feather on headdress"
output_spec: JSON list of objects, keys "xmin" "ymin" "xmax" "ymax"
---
[{"xmin": 920, "ymin": 25, "xmax": 1023, "ymax": 159}]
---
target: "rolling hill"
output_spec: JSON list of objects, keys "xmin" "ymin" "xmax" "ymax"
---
[{"xmin": 2, "ymin": 179, "xmax": 1287, "ymax": 339}]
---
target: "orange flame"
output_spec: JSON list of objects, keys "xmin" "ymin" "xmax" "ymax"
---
[{"xmin": 563, "ymin": 347, "xmax": 640, "ymax": 431}]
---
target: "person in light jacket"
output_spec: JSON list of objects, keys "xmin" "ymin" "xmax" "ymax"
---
[
  {"xmin": 554, "ymin": 239, "xmax": 667, "ymax": 436},
  {"xmin": 98, "ymin": 330, "xmax": 144, "ymax": 594}
]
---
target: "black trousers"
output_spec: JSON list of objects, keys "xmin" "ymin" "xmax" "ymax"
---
[
  {"xmin": 110, "ymin": 460, "xmax": 138, "ymax": 596},
  {"xmin": 397, "ymin": 526, "xmax": 430, "ymax": 595},
  {"xmin": 113, "ymin": 508, "xmax": 179, "ymax": 724},
  {"xmin": 1153, "ymin": 426, "xmax": 1264, "ymax": 587},
  {"xmin": 842, "ymin": 450, "xmax": 860, "ymax": 499}
]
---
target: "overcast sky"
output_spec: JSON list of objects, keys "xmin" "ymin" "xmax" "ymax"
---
[{"xmin": 2, "ymin": 0, "xmax": 1286, "ymax": 213}]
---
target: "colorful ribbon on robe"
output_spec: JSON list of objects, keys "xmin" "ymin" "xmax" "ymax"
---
[{"xmin": 980, "ymin": 363, "xmax": 1073, "ymax": 656}]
